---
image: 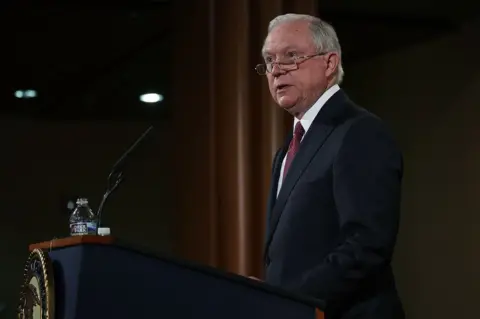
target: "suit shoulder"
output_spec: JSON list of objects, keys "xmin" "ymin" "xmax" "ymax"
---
[
  {"xmin": 334, "ymin": 101, "xmax": 402, "ymax": 156},
  {"xmin": 339, "ymin": 101, "xmax": 396, "ymax": 140},
  {"xmin": 341, "ymin": 99, "xmax": 380, "ymax": 123}
]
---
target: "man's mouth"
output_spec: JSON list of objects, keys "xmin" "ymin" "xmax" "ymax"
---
[{"xmin": 276, "ymin": 84, "xmax": 290, "ymax": 91}]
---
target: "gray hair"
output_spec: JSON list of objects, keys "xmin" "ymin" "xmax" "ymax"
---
[{"xmin": 265, "ymin": 13, "xmax": 344, "ymax": 84}]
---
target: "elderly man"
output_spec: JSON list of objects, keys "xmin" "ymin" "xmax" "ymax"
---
[{"xmin": 257, "ymin": 14, "xmax": 405, "ymax": 319}]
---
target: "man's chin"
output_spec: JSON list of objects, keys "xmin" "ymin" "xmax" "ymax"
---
[
  {"xmin": 277, "ymin": 99, "xmax": 297, "ymax": 111},
  {"xmin": 277, "ymin": 96, "xmax": 297, "ymax": 110}
]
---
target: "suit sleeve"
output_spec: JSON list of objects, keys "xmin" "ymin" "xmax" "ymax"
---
[{"xmin": 297, "ymin": 116, "xmax": 403, "ymax": 306}]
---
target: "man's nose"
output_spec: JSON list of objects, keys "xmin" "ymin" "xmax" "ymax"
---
[{"xmin": 271, "ymin": 63, "xmax": 286, "ymax": 77}]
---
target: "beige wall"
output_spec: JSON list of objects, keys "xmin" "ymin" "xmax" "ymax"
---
[{"xmin": 346, "ymin": 27, "xmax": 479, "ymax": 319}]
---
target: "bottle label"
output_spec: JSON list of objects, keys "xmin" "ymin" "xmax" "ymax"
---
[{"xmin": 70, "ymin": 222, "xmax": 97, "ymax": 236}]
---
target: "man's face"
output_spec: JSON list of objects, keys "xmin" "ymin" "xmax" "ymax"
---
[{"xmin": 262, "ymin": 21, "xmax": 332, "ymax": 116}]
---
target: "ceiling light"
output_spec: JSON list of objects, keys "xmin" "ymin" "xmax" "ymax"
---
[
  {"xmin": 24, "ymin": 90, "xmax": 37, "ymax": 98},
  {"xmin": 139, "ymin": 93, "xmax": 163, "ymax": 103},
  {"xmin": 14, "ymin": 89, "xmax": 37, "ymax": 99}
]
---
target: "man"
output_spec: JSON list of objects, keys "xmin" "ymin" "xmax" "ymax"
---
[{"xmin": 257, "ymin": 14, "xmax": 405, "ymax": 319}]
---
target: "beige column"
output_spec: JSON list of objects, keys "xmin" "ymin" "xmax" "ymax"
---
[{"xmin": 172, "ymin": 0, "xmax": 317, "ymax": 277}]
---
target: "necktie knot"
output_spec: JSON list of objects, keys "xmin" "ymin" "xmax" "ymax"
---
[{"xmin": 294, "ymin": 122, "xmax": 305, "ymax": 140}]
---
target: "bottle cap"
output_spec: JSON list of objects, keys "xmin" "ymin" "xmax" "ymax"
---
[{"xmin": 97, "ymin": 227, "xmax": 111, "ymax": 236}]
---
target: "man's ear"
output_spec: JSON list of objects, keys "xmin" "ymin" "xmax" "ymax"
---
[{"xmin": 324, "ymin": 52, "xmax": 340, "ymax": 78}]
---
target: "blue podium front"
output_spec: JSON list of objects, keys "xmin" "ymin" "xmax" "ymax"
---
[{"xmin": 24, "ymin": 237, "xmax": 325, "ymax": 319}]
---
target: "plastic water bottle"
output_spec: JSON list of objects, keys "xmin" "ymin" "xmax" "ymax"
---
[{"xmin": 69, "ymin": 198, "xmax": 98, "ymax": 236}]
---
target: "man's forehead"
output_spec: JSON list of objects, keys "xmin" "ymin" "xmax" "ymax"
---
[{"xmin": 263, "ymin": 21, "xmax": 313, "ymax": 53}]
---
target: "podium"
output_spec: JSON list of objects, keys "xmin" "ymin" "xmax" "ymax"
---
[{"xmin": 19, "ymin": 236, "xmax": 325, "ymax": 319}]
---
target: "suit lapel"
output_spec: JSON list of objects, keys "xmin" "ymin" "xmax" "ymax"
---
[
  {"xmin": 268, "ymin": 146, "xmax": 291, "ymax": 214},
  {"xmin": 263, "ymin": 90, "xmax": 350, "ymax": 257},
  {"xmin": 263, "ymin": 138, "xmax": 290, "ymax": 247}
]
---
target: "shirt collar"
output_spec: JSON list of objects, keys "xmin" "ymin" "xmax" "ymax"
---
[{"xmin": 293, "ymin": 84, "xmax": 340, "ymax": 134}]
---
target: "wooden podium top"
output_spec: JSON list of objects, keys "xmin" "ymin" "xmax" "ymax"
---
[{"xmin": 29, "ymin": 235, "xmax": 114, "ymax": 252}]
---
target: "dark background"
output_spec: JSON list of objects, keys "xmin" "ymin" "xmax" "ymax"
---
[{"xmin": 1, "ymin": 0, "xmax": 479, "ymax": 318}]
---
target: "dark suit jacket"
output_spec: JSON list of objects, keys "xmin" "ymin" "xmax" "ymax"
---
[{"xmin": 264, "ymin": 89, "xmax": 405, "ymax": 319}]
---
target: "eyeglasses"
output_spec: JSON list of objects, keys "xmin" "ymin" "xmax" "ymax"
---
[{"xmin": 255, "ymin": 52, "xmax": 326, "ymax": 75}]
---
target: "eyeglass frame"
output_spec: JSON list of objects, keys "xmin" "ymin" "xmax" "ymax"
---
[{"xmin": 254, "ymin": 52, "xmax": 327, "ymax": 75}]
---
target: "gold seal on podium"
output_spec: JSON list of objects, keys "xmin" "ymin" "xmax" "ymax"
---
[{"xmin": 17, "ymin": 249, "xmax": 55, "ymax": 319}]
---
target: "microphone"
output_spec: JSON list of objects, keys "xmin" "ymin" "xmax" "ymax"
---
[{"xmin": 96, "ymin": 125, "xmax": 154, "ymax": 231}]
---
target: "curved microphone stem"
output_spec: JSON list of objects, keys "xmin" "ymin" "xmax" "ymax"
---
[
  {"xmin": 96, "ymin": 173, "xmax": 124, "ymax": 233},
  {"xmin": 94, "ymin": 125, "xmax": 153, "ymax": 234}
]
